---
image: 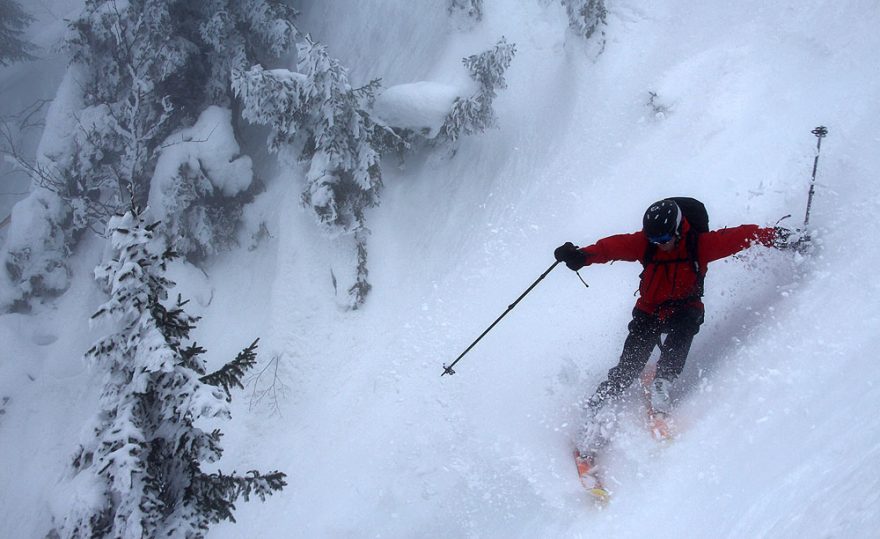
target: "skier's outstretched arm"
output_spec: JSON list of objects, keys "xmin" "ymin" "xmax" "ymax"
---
[
  {"xmin": 555, "ymin": 232, "xmax": 645, "ymax": 270},
  {"xmin": 699, "ymin": 225, "xmax": 777, "ymax": 263}
]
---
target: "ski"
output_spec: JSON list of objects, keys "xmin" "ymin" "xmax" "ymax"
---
[
  {"xmin": 573, "ymin": 449, "xmax": 610, "ymax": 504},
  {"xmin": 640, "ymin": 363, "xmax": 673, "ymax": 441}
]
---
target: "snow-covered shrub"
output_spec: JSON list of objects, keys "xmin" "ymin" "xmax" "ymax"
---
[
  {"xmin": 149, "ymin": 106, "xmax": 256, "ymax": 260},
  {"xmin": 50, "ymin": 209, "xmax": 284, "ymax": 538}
]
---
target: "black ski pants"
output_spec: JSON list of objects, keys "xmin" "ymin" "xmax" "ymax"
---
[{"xmin": 589, "ymin": 306, "xmax": 704, "ymax": 407}]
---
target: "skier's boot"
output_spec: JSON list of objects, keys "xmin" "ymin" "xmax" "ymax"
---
[
  {"xmin": 648, "ymin": 377, "xmax": 674, "ymax": 439},
  {"xmin": 579, "ymin": 402, "xmax": 617, "ymax": 454},
  {"xmin": 650, "ymin": 377, "xmax": 673, "ymax": 415}
]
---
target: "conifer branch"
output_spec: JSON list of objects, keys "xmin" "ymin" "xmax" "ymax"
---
[{"xmin": 200, "ymin": 339, "xmax": 260, "ymax": 399}]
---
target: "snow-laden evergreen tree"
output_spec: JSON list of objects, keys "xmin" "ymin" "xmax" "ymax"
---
[
  {"xmin": 150, "ymin": 106, "xmax": 256, "ymax": 261},
  {"xmin": 438, "ymin": 37, "xmax": 517, "ymax": 143},
  {"xmin": 0, "ymin": 0, "xmax": 35, "ymax": 66},
  {"xmin": 233, "ymin": 38, "xmax": 391, "ymax": 235},
  {"xmin": 52, "ymin": 209, "xmax": 284, "ymax": 538},
  {"xmin": 66, "ymin": 0, "xmax": 192, "ymax": 208},
  {"xmin": 232, "ymin": 37, "xmax": 400, "ymax": 308},
  {"xmin": 1, "ymin": 0, "xmax": 297, "ymax": 309},
  {"xmin": 197, "ymin": 0, "xmax": 298, "ymax": 105},
  {"xmin": 561, "ymin": 0, "xmax": 607, "ymax": 50}
]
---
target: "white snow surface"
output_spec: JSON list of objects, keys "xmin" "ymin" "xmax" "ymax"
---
[
  {"xmin": 2, "ymin": 0, "xmax": 880, "ymax": 538},
  {"xmin": 374, "ymin": 82, "xmax": 464, "ymax": 137}
]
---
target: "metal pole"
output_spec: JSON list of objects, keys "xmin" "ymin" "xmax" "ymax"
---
[
  {"xmin": 442, "ymin": 260, "xmax": 561, "ymax": 376},
  {"xmin": 804, "ymin": 126, "xmax": 828, "ymax": 229}
]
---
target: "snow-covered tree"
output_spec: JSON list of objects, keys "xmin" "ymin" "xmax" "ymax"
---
[
  {"xmin": 196, "ymin": 0, "xmax": 298, "ymax": 105},
  {"xmin": 449, "ymin": 0, "xmax": 483, "ymax": 27},
  {"xmin": 233, "ymin": 37, "xmax": 401, "ymax": 308},
  {"xmin": 438, "ymin": 37, "xmax": 517, "ymax": 143},
  {"xmin": 0, "ymin": 0, "xmax": 35, "ymax": 66},
  {"xmin": 561, "ymin": 0, "xmax": 607, "ymax": 50},
  {"xmin": 51, "ymin": 209, "xmax": 284, "ymax": 538},
  {"xmin": 149, "ymin": 106, "xmax": 256, "ymax": 260},
  {"xmin": 1, "ymin": 0, "xmax": 297, "ymax": 310},
  {"xmin": 0, "ymin": 189, "xmax": 71, "ymax": 310},
  {"xmin": 234, "ymin": 39, "xmax": 395, "ymax": 236},
  {"xmin": 67, "ymin": 0, "xmax": 205, "ymax": 208},
  {"xmin": 64, "ymin": 0, "xmax": 295, "ymax": 244}
]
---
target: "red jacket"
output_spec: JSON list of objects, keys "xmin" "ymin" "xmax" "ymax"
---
[{"xmin": 580, "ymin": 219, "xmax": 776, "ymax": 317}]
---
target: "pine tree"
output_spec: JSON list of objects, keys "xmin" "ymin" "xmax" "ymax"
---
[
  {"xmin": 438, "ymin": 37, "xmax": 517, "ymax": 143},
  {"xmin": 150, "ymin": 106, "xmax": 257, "ymax": 261},
  {"xmin": 234, "ymin": 38, "xmax": 395, "ymax": 236},
  {"xmin": 232, "ymin": 37, "xmax": 400, "ymax": 308},
  {"xmin": 67, "ymin": 0, "xmax": 208, "ymax": 209},
  {"xmin": 65, "ymin": 0, "xmax": 297, "ymax": 241},
  {"xmin": 296, "ymin": 38, "xmax": 387, "ymax": 236},
  {"xmin": 197, "ymin": 0, "xmax": 298, "ymax": 105},
  {"xmin": 0, "ymin": 0, "xmax": 35, "ymax": 66},
  {"xmin": 561, "ymin": 0, "xmax": 607, "ymax": 49},
  {"xmin": 2, "ymin": 0, "xmax": 297, "ymax": 310},
  {"xmin": 52, "ymin": 209, "xmax": 284, "ymax": 538}
]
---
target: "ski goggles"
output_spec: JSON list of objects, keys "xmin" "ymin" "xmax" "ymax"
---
[{"xmin": 647, "ymin": 232, "xmax": 675, "ymax": 244}]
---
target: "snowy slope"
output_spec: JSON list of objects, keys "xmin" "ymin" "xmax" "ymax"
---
[{"xmin": 2, "ymin": 0, "xmax": 880, "ymax": 538}]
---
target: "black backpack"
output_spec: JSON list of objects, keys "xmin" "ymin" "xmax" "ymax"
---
[
  {"xmin": 670, "ymin": 197, "xmax": 709, "ymax": 233},
  {"xmin": 643, "ymin": 196, "xmax": 709, "ymax": 298}
]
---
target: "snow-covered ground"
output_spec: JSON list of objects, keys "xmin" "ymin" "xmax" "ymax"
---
[{"xmin": 2, "ymin": 0, "xmax": 880, "ymax": 537}]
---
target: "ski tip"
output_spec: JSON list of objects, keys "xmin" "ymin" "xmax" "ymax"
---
[
  {"xmin": 573, "ymin": 450, "xmax": 611, "ymax": 504},
  {"xmin": 588, "ymin": 487, "xmax": 611, "ymax": 504}
]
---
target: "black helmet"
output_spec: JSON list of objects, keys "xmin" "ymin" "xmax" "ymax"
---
[{"xmin": 643, "ymin": 199, "xmax": 681, "ymax": 244}]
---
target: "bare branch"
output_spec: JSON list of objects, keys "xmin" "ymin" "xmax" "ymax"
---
[{"xmin": 246, "ymin": 352, "xmax": 290, "ymax": 417}]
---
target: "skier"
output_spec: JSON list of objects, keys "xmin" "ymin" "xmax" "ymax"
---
[{"xmin": 554, "ymin": 198, "xmax": 807, "ymax": 462}]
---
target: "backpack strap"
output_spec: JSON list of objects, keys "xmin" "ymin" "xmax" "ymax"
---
[
  {"xmin": 641, "ymin": 229, "xmax": 705, "ymax": 298},
  {"xmin": 685, "ymin": 229, "xmax": 705, "ymax": 297}
]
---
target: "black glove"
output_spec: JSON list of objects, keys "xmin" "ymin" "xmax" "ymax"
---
[
  {"xmin": 773, "ymin": 227, "xmax": 811, "ymax": 253},
  {"xmin": 554, "ymin": 242, "xmax": 588, "ymax": 270}
]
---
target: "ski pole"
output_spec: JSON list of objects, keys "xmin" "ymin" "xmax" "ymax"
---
[
  {"xmin": 803, "ymin": 126, "xmax": 828, "ymax": 231},
  {"xmin": 442, "ymin": 260, "xmax": 561, "ymax": 376}
]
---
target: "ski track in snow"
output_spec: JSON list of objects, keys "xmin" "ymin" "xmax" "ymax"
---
[{"xmin": 2, "ymin": 0, "xmax": 880, "ymax": 538}]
